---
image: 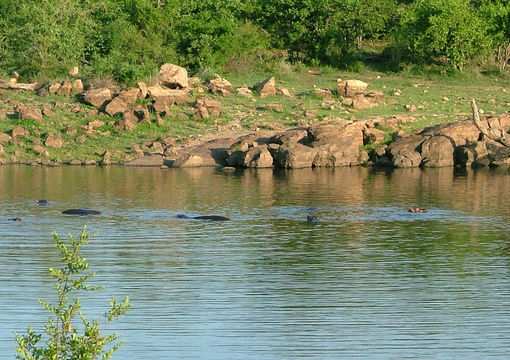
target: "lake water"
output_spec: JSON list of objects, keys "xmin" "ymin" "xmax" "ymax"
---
[{"xmin": 1, "ymin": 165, "xmax": 510, "ymax": 359}]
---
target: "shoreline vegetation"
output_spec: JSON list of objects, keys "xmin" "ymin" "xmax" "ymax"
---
[{"xmin": 0, "ymin": 1, "xmax": 509, "ymax": 169}]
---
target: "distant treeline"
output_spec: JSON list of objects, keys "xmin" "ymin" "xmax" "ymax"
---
[{"xmin": 0, "ymin": 0, "xmax": 508, "ymax": 82}]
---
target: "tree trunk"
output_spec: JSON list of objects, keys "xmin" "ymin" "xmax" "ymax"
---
[{"xmin": 471, "ymin": 99, "xmax": 510, "ymax": 148}]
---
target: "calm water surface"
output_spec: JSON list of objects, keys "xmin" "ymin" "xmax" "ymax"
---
[{"xmin": 1, "ymin": 165, "xmax": 510, "ymax": 359}]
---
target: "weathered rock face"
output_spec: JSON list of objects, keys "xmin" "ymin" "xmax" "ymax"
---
[
  {"xmin": 125, "ymin": 154, "xmax": 164, "ymax": 166},
  {"xmin": 363, "ymin": 128, "xmax": 387, "ymax": 145},
  {"xmin": 269, "ymin": 129, "xmax": 308, "ymax": 145},
  {"xmin": 208, "ymin": 77, "xmax": 233, "ymax": 96},
  {"xmin": 158, "ymin": 63, "xmax": 188, "ymax": 89},
  {"xmin": 253, "ymin": 77, "xmax": 276, "ymax": 98},
  {"xmin": 243, "ymin": 145, "xmax": 273, "ymax": 168},
  {"xmin": 271, "ymin": 143, "xmax": 317, "ymax": 168},
  {"xmin": 420, "ymin": 136, "xmax": 455, "ymax": 167},
  {"xmin": 387, "ymin": 135, "xmax": 425, "ymax": 168},
  {"xmin": 83, "ymin": 88, "xmax": 113, "ymax": 108},
  {"xmin": 236, "ymin": 85, "xmax": 253, "ymax": 98}
]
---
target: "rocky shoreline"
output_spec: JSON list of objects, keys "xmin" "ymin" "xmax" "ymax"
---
[{"xmin": 1, "ymin": 63, "xmax": 509, "ymax": 169}]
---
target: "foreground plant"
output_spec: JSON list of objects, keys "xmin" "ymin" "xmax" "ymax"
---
[{"xmin": 15, "ymin": 227, "xmax": 130, "ymax": 360}]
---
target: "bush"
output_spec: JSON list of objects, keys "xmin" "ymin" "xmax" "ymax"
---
[
  {"xmin": 15, "ymin": 227, "xmax": 130, "ymax": 360},
  {"xmin": 396, "ymin": 0, "xmax": 490, "ymax": 70}
]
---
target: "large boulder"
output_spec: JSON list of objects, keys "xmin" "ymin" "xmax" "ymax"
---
[
  {"xmin": 420, "ymin": 136, "xmax": 455, "ymax": 167},
  {"xmin": 83, "ymin": 88, "xmax": 113, "ymax": 108},
  {"xmin": 337, "ymin": 79, "xmax": 368, "ymax": 97},
  {"xmin": 309, "ymin": 122, "xmax": 365, "ymax": 166},
  {"xmin": 271, "ymin": 143, "xmax": 317, "ymax": 168},
  {"xmin": 194, "ymin": 98, "xmax": 222, "ymax": 119},
  {"xmin": 418, "ymin": 120, "xmax": 480, "ymax": 146},
  {"xmin": 253, "ymin": 77, "xmax": 276, "ymax": 98},
  {"xmin": 243, "ymin": 145, "xmax": 273, "ymax": 168},
  {"xmin": 387, "ymin": 135, "xmax": 425, "ymax": 168},
  {"xmin": 269, "ymin": 129, "xmax": 309, "ymax": 146},
  {"xmin": 158, "ymin": 63, "xmax": 188, "ymax": 89}
]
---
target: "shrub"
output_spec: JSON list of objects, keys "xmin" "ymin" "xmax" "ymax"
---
[{"xmin": 15, "ymin": 227, "xmax": 130, "ymax": 360}]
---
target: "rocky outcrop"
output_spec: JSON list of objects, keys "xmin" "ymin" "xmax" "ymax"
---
[
  {"xmin": 158, "ymin": 63, "xmax": 188, "ymax": 89},
  {"xmin": 208, "ymin": 76, "xmax": 233, "ymax": 96},
  {"xmin": 83, "ymin": 88, "xmax": 113, "ymax": 108}
]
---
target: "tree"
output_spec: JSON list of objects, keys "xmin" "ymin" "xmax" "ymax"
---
[
  {"xmin": 15, "ymin": 227, "xmax": 130, "ymax": 360},
  {"xmin": 397, "ymin": 0, "xmax": 490, "ymax": 70},
  {"xmin": 479, "ymin": 0, "xmax": 510, "ymax": 71}
]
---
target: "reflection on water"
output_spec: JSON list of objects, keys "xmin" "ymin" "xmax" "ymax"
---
[{"xmin": 1, "ymin": 165, "xmax": 510, "ymax": 359}]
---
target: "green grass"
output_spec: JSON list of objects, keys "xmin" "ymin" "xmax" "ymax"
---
[{"xmin": 0, "ymin": 65, "xmax": 509, "ymax": 163}]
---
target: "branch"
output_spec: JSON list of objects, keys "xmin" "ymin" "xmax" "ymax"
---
[
  {"xmin": 0, "ymin": 81, "xmax": 41, "ymax": 90},
  {"xmin": 471, "ymin": 98, "xmax": 510, "ymax": 148}
]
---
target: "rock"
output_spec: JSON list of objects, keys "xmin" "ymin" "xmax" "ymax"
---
[
  {"xmin": 194, "ymin": 98, "xmax": 222, "ymax": 119},
  {"xmin": 271, "ymin": 143, "xmax": 317, "ymax": 168},
  {"xmin": 138, "ymin": 82, "xmax": 148, "ymax": 99},
  {"xmin": 49, "ymin": 82, "xmax": 61, "ymax": 94},
  {"xmin": 243, "ymin": 145, "xmax": 273, "ymax": 168},
  {"xmin": 310, "ymin": 122, "xmax": 366, "ymax": 166},
  {"xmin": 0, "ymin": 133, "xmax": 13, "ymax": 143},
  {"xmin": 115, "ymin": 111, "xmax": 138, "ymax": 131},
  {"xmin": 17, "ymin": 105, "xmax": 43, "ymax": 122},
  {"xmin": 455, "ymin": 145, "xmax": 476, "ymax": 167},
  {"xmin": 405, "ymin": 104, "xmax": 416, "ymax": 112},
  {"xmin": 158, "ymin": 63, "xmax": 188, "ymax": 89},
  {"xmin": 0, "ymin": 109, "xmax": 6, "ymax": 119},
  {"xmin": 236, "ymin": 85, "xmax": 253, "ymax": 98},
  {"xmin": 147, "ymin": 85, "xmax": 190, "ymax": 104},
  {"xmin": 418, "ymin": 120, "xmax": 480, "ymax": 147},
  {"xmin": 352, "ymin": 95, "xmax": 374, "ymax": 109},
  {"xmin": 276, "ymin": 86, "xmax": 292, "ymax": 97},
  {"xmin": 152, "ymin": 99, "xmax": 169, "ymax": 115},
  {"xmin": 0, "ymin": 144, "xmax": 4, "ymax": 155},
  {"xmin": 33, "ymin": 145, "xmax": 49, "ymax": 157},
  {"xmin": 337, "ymin": 79, "xmax": 368, "ymax": 97},
  {"xmin": 259, "ymin": 103, "xmax": 283, "ymax": 112},
  {"xmin": 133, "ymin": 105, "xmax": 150, "ymax": 123},
  {"xmin": 73, "ymin": 79, "xmax": 84, "ymax": 93},
  {"xmin": 88, "ymin": 120, "xmax": 105, "ymax": 129},
  {"xmin": 173, "ymin": 154, "xmax": 203, "ymax": 167},
  {"xmin": 303, "ymin": 110, "xmax": 318, "ymax": 118},
  {"xmin": 118, "ymin": 88, "xmax": 141, "ymax": 105},
  {"xmin": 83, "ymin": 88, "xmax": 113, "ymax": 108},
  {"xmin": 253, "ymin": 77, "xmax": 276, "ymax": 98},
  {"xmin": 363, "ymin": 128, "xmax": 387, "ymax": 145},
  {"xmin": 12, "ymin": 127, "xmax": 29, "ymax": 138},
  {"xmin": 312, "ymin": 88, "xmax": 332, "ymax": 99},
  {"xmin": 45, "ymin": 133, "xmax": 64, "ymax": 149},
  {"xmin": 420, "ymin": 136, "xmax": 455, "ymax": 167},
  {"xmin": 69, "ymin": 66, "xmax": 79, "ymax": 76},
  {"xmin": 58, "ymin": 81, "xmax": 73, "ymax": 96},
  {"xmin": 42, "ymin": 103, "xmax": 55, "ymax": 117},
  {"xmin": 365, "ymin": 90, "xmax": 385, "ymax": 104},
  {"xmin": 269, "ymin": 129, "xmax": 308, "ymax": 145},
  {"xmin": 125, "ymin": 154, "xmax": 164, "ymax": 166},
  {"xmin": 105, "ymin": 97, "xmax": 128, "ymax": 116},
  {"xmin": 208, "ymin": 76, "xmax": 233, "ymax": 96},
  {"xmin": 76, "ymin": 135, "xmax": 86, "ymax": 143},
  {"xmin": 387, "ymin": 135, "xmax": 425, "ymax": 168}
]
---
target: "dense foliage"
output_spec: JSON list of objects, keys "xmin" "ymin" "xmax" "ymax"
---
[{"xmin": 0, "ymin": 0, "xmax": 508, "ymax": 81}]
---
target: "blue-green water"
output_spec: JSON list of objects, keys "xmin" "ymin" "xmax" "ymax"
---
[{"xmin": 1, "ymin": 165, "xmax": 509, "ymax": 359}]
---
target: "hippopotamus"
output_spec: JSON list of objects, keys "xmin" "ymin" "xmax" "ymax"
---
[
  {"xmin": 8, "ymin": 217, "xmax": 23, "ymax": 221},
  {"xmin": 306, "ymin": 214, "xmax": 318, "ymax": 225},
  {"xmin": 36, "ymin": 199, "xmax": 50, "ymax": 205},
  {"xmin": 408, "ymin": 208, "xmax": 427, "ymax": 213},
  {"xmin": 62, "ymin": 208, "xmax": 101, "ymax": 215},
  {"xmin": 176, "ymin": 214, "xmax": 230, "ymax": 221}
]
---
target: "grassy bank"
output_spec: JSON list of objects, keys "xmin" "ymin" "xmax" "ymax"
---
[{"xmin": 0, "ymin": 66, "xmax": 509, "ymax": 164}]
